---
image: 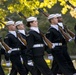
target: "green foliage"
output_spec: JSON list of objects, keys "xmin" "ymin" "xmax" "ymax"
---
[
  {"xmin": 0, "ymin": 0, "xmax": 76, "ymax": 21},
  {"xmin": 67, "ymin": 41, "xmax": 76, "ymax": 55}
]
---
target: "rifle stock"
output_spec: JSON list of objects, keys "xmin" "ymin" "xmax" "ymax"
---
[
  {"xmin": 64, "ymin": 25, "xmax": 75, "ymax": 38},
  {"xmin": 58, "ymin": 25, "xmax": 71, "ymax": 42},
  {"xmin": 16, "ymin": 32, "xmax": 27, "ymax": 46},
  {"xmin": 67, "ymin": 30, "xmax": 75, "ymax": 38},
  {"xmin": 0, "ymin": 37, "xmax": 10, "ymax": 51},
  {"xmin": 40, "ymin": 31, "xmax": 53, "ymax": 49}
]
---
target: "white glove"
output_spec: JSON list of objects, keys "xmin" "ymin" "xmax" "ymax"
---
[
  {"xmin": 7, "ymin": 48, "xmax": 12, "ymax": 53},
  {"xmin": 52, "ymin": 43, "xmax": 55, "ymax": 48},
  {"xmin": 20, "ymin": 57, "xmax": 23, "ymax": 63},
  {"xmin": 27, "ymin": 60, "xmax": 34, "ymax": 66},
  {"xmin": 6, "ymin": 61, "xmax": 11, "ymax": 67},
  {"xmin": 48, "ymin": 54, "xmax": 53, "ymax": 60},
  {"xmin": 73, "ymin": 73, "xmax": 76, "ymax": 75},
  {"xmin": 8, "ymin": 50, "xmax": 12, "ymax": 53}
]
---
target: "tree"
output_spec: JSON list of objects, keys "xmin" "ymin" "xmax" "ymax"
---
[
  {"xmin": 0, "ymin": 0, "xmax": 76, "ymax": 18},
  {"xmin": 0, "ymin": 0, "xmax": 76, "ymax": 28}
]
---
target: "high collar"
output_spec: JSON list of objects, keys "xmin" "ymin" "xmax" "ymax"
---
[
  {"xmin": 51, "ymin": 24, "xmax": 59, "ymax": 31},
  {"xmin": 9, "ymin": 31, "xmax": 17, "ymax": 37},
  {"xmin": 58, "ymin": 22, "xmax": 64, "ymax": 29},
  {"xmin": 18, "ymin": 30, "xmax": 25, "ymax": 35},
  {"xmin": 30, "ymin": 27, "xmax": 40, "ymax": 33}
]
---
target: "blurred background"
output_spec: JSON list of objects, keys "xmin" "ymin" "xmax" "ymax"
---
[{"xmin": 0, "ymin": 0, "xmax": 76, "ymax": 75}]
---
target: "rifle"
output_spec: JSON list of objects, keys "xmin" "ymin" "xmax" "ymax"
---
[
  {"xmin": 64, "ymin": 25, "xmax": 75, "ymax": 38},
  {"xmin": 58, "ymin": 25, "xmax": 71, "ymax": 42},
  {"xmin": 0, "ymin": 37, "xmax": 10, "ymax": 51},
  {"xmin": 38, "ymin": 9, "xmax": 49, "ymax": 17},
  {"xmin": 16, "ymin": 31, "xmax": 27, "ymax": 46},
  {"xmin": 0, "ymin": 20, "xmax": 6, "ymax": 26},
  {"xmin": 0, "ymin": 21, "xmax": 11, "ymax": 52},
  {"xmin": 16, "ymin": 13, "xmax": 27, "ymax": 34},
  {"xmin": 40, "ymin": 31, "xmax": 53, "ymax": 49},
  {"xmin": 18, "ymin": 12, "xmax": 27, "ymax": 19},
  {"xmin": 6, "ymin": 17, "xmax": 13, "ymax": 21}
]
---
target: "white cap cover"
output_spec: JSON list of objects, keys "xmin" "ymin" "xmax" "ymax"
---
[
  {"xmin": 26, "ymin": 17, "xmax": 37, "ymax": 22},
  {"xmin": 6, "ymin": 21, "xmax": 14, "ymax": 26},
  {"xmin": 48, "ymin": 14, "xmax": 57, "ymax": 20},
  {"xmin": 15, "ymin": 21, "xmax": 23, "ymax": 26},
  {"xmin": 56, "ymin": 13, "xmax": 62, "ymax": 17}
]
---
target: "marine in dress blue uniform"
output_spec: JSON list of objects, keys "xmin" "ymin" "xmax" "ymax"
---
[
  {"xmin": 26, "ymin": 17, "xmax": 53, "ymax": 75},
  {"xmin": 4, "ymin": 21, "xmax": 26, "ymax": 75},
  {"xmin": 50, "ymin": 13, "xmax": 76, "ymax": 75},
  {"xmin": 46, "ymin": 14, "xmax": 76, "ymax": 75}
]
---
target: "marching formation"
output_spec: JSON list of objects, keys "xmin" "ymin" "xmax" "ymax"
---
[{"xmin": 0, "ymin": 13, "xmax": 76, "ymax": 75}]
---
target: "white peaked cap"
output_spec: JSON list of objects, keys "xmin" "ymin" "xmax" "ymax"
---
[
  {"xmin": 15, "ymin": 21, "xmax": 23, "ymax": 26},
  {"xmin": 48, "ymin": 14, "xmax": 57, "ymax": 20},
  {"xmin": 26, "ymin": 17, "xmax": 37, "ymax": 22},
  {"xmin": 6, "ymin": 21, "xmax": 14, "ymax": 26},
  {"xmin": 56, "ymin": 13, "xmax": 62, "ymax": 17}
]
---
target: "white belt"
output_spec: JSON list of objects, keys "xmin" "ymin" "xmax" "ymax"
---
[
  {"xmin": 8, "ymin": 48, "xmax": 20, "ymax": 53},
  {"xmin": 11, "ymin": 48, "xmax": 20, "ymax": 51},
  {"xmin": 53, "ymin": 43, "xmax": 62, "ymax": 46},
  {"xmin": 33, "ymin": 44, "xmax": 44, "ymax": 48}
]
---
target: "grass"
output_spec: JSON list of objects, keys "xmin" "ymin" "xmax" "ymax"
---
[
  {"xmin": 2, "ymin": 59, "xmax": 76, "ymax": 75},
  {"xmin": 2, "ymin": 59, "xmax": 52, "ymax": 75}
]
